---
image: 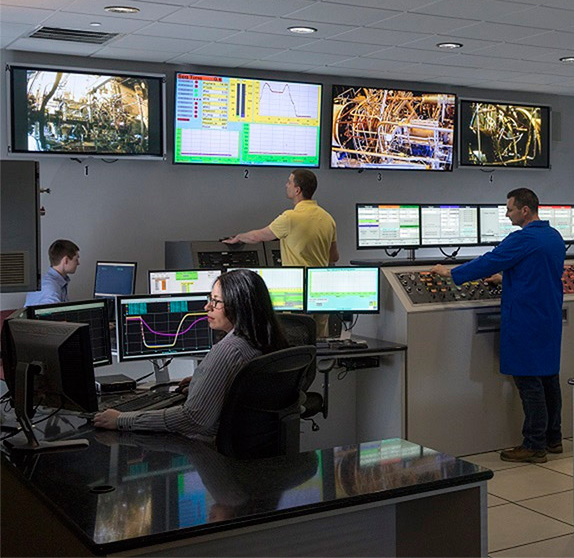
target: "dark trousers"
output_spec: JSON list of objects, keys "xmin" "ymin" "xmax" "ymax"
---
[{"xmin": 512, "ymin": 375, "xmax": 562, "ymax": 450}]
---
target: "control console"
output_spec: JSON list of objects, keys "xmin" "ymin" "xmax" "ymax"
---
[{"xmin": 563, "ymin": 265, "xmax": 574, "ymax": 294}]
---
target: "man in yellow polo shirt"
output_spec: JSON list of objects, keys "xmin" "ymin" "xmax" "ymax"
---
[{"xmin": 223, "ymin": 169, "xmax": 339, "ymax": 267}]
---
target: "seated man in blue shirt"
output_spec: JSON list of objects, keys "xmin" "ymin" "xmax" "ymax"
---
[
  {"xmin": 25, "ymin": 239, "xmax": 80, "ymax": 306},
  {"xmin": 431, "ymin": 188, "xmax": 565, "ymax": 464}
]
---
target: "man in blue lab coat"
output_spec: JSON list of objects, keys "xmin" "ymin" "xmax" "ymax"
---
[{"xmin": 431, "ymin": 188, "xmax": 565, "ymax": 463}]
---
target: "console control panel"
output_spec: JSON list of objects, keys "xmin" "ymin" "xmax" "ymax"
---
[{"xmin": 563, "ymin": 265, "xmax": 574, "ymax": 294}]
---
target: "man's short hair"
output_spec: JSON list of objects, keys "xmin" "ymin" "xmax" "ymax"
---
[
  {"xmin": 48, "ymin": 239, "xmax": 79, "ymax": 266},
  {"xmin": 507, "ymin": 188, "xmax": 539, "ymax": 213},
  {"xmin": 291, "ymin": 169, "xmax": 317, "ymax": 199}
]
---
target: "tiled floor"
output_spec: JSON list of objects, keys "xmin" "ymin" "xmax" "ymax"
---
[{"xmin": 463, "ymin": 439, "xmax": 574, "ymax": 557}]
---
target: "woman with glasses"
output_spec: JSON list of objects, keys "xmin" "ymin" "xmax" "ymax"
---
[{"xmin": 94, "ymin": 269, "xmax": 288, "ymax": 441}]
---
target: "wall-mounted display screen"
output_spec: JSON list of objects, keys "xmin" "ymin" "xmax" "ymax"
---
[
  {"xmin": 539, "ymin": 205, "xmax": 574, "ymax": 241},
  {"xmin": 479, "ymin": 205, "xmax": 521, "ymax": 244},
  {"xmin": 459, "ymin": 100, "xmax": 550, "ymax": 168},
  {"xmin": 8, "ymin": 65, "xmax": 165, "ymax": 158},
  {"xmin": 174, "ymin": 73, "xmax": 321, "ymax": 166},
  {"xmin": 331, "ymin": 85, "xmax": 455, "ymax": 170},
  {"xmin": 421, "ymin": 205, "xmax": 479, "ymax": 247},
  {"xmin": 356, "ymin": 204, "xmax": 421, "ymax": 249}
]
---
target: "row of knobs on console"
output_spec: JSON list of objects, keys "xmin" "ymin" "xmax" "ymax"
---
[{"xmin": 563, "ymin": 265, "xmax": 574, "ymax": 294}]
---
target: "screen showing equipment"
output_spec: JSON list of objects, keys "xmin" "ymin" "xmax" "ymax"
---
[
  {"xmin": 26, "ymin": 299, "xmax": 112, "ymax": 367},
  {"xmin": 421, "ymin": 205, "xmax": 479, "ymax": 247},
  {"xmin": 306, "ymin": 267, "xmax": 379, "ymax": 313},
  {"xmin": 331, "ymin": 85, "xmax": 456, "ymax": 171},
  {"xmin": 356, "ymin": 204, "xmax": 421, "ymax": 249},
  {"xmin": 116, "ymin": 294, "xmax": 212, "ymax": 362},
  {"xmin": 230, "ymin": 267, "xmax": 305, "ymax": 312},
  {"xmin": 174, "ymin": 73, "xmax": 321, "ymax": 167},
  {"xmin": 8, "ymin": 65, "xmax": 165, "ymax": 158},
  {"xmin": 94, "ymin": 262, "xmax": 137, "ymax": 298},
  {"xmin": 459, "ymin": 100, "xmax": 550, "ymax": 168},
  {"xmin": 479, "ymin": 205, "xmax": 521, "ymax": 244},
  {"xmin": 149, "ymin": 269, "xmax": 221, "ymax": 295},
  {"xmin": 539, "ymin": 205, "xmax": 574, "ymax": 242}
]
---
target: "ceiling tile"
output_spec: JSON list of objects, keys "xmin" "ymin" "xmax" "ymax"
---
[
  {"xmin": 496, "ymin": 5, "xmax": 574, "ymax": 30},
  {"xmin": 329, "ymin": 57, "xmax": 410, "ymax": 71},
  {"xmin": 471, "ymin": 42, "xmax": 568, "ymax": 61},
  {"xmin": 192, "ymin": 42, "xmax": 284, "ymax": 59},
  {"xmin": 192, "ymin": 0, "xmax": 315, "ymax": 17},
  {"xmin": 264, "ymin": 50, "xmax": 352, "ymax": 65},
  {"xmin": 0, "ymin": 21, "xmax": 37, "ymax": 39},
  {"xmin": 294, "ymin": 39, "xmax": 382, "ymax": 56},
  {"xmin": 134, "ymin": 22, "xmax": 237, "ymax": 42},
  {"xmin": 538, "ymin": 0, "xmax": 574, "ymax": 9},
  {"xmin": 37, "ymin": 12, "xmax": 152, "ymax": 33},
  {"xmin": 330, "ymin": 27, "xmax": 429, "ymax": 46},
  {"xmin": 413, "ymin": 0, "xmax": 532, "ymax": 20},
  {"xmin": 367, "ymin": 46, "xmax": 458, "ymax": 64},
  {"xmin": 166, "ymin": 52, "xmax": 249, "ymax": 67},
  {"xmin": 249, "ymin": 18, "xmax": 355, "ymax": 38},
  {"xmin": 0, "ymin": 6, "xmax": 52, "ymax": 24},
  {"xmin": 160, "ymin": 7, "xmax": 273, "ymax": 30},
  {"xmin": 111, "ymin": 34, "xmax": 207, "ymax": 53},
  {"xmin": 239, "ymin": 60, "xmax": 321, "ymax": 72},
  {"xmin": 1, "ymin": 0, "xmax": 74, "ymax": 8},
  {"xmin": 61, "ymin": 0, "xmax": 182, "ymax": 20},
  {"xmin": 278, "ymin": 2, "xmax": 399, "ymax": 26},
  {"xmin": 515, "ymin": 30, "xmax": 574, "ymax": 49},
  {"xmin": 8, "ymin": 37, "xmax": 105, "ymax": 55},
  {"xmin": 216, "ymin": 31, "xmax": 317, "ymax": 49},
  {"xmin": 367, "ymin": 13, "xmax": 478, "ymax": 34},
  {"xmin": 325, "ymin": 0, "xmax": 440, "ymax": 8},
  {"xmin": 404, "ymin": 35, "xmax": 502, "ymax": 53},
  {"xmin": 91, "ymin": 46, "xmax": 179, "ymax": 62},
  {"xmin": 447, "ymin": 21, "xmax": 549, "ymax": 41}
]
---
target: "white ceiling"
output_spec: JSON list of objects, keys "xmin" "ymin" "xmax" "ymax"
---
[{"xmin": 2, "ymin": 0, "xmax": 574, "ymax": 95}]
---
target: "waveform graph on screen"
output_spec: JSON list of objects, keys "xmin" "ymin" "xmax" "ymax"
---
[{"xmin": 256, "ymin": 81, "xmax": 319, "ymax": 122}]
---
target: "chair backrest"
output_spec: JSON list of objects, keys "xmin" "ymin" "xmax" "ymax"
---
[
  {"xmin": 216, "ymin": 345, "xmax": 316, "ymax": 459},
  {"xmin": 277, "ymin": 313, "xmax": 316, "ymax": 391}
]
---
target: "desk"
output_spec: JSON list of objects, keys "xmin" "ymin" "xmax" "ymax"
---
[
  {"xmin": 1, "ymin": 421, "xmax": 491, "ymax": 557},
  {"xmin": 301, "ymin": 337, "xmax": 407, "ymax": 452}
]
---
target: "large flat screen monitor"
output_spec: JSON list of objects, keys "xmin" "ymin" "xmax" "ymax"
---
[
  {"xmin": 8, "ymin": 65, "xmax": 165, "ymax": 158},
  {"xmin": 94, "ymin": 261, "xmax": 137, "ymax": 298},
  {"xmin": 479, "ymin": 205, "xmax": 521, "ymax": 245},
  {"xmin": 230, "ymin": 267, "xmax": 305, "ymax": 312},
  {"xmin": 331, "ymin": 85, "xmax": 455, "ymax": 170},
  {"xmin": 149, "ymin": 269, "xmax": 221, "ymax": 295},
  {"xmin": 116, "ymin": 294, "xmax": 212, "ymax": 362},
  {"xmin": 26, "ymin": 299, "xmax": 112, "ymax": 367},
  {"xmin": 306, "ymin": 267, "xmax": 380, "ymax": 314},
  {"xmin": 459, "ymin": 100, "xmax": 550, "ymax": 168},
  {"xmin": 539, "ymin": 205, "xmax": 574, "ymax": 242},
  {"xmin": 173, "ymin": 73, "xmax": 321, "ymax": 167},
  {"xmin": 421, "ymin": 205, "xmax": 479, "ymax": 247},
  {"xmin": 356, "ymin": 203, "xmax": 421, "ymax": 249}
]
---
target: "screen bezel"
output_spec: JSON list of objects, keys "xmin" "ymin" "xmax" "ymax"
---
[
  {"xmin": 7, "ymin": 63, "xmax": 166, "ymax": 159},
  {"xmin": 148, "ymin": 268, "xmax": 222, "ymax": 295},
  {"xmin": 330, "ymin": 84, "xmax": 456, "ymax": 172},
  {"xmin": 25, "ymin": 298, "xmax": 112, "ymax": 367},
  {"xmin": 420, "ymin": 204, "xmax": 480, "ymax": 248},
  {"xmin": 94, "ymin": 261, "xmax": 138, "ymax": 298},
  {"xmin": 355, "ymin": 203, "xmax": 422, "ymax": 250},
  {"xmin": 458, "ymin": 98, "xmax": 551, "ymax": 169},
  {"xmin": 305, "ymin": 266, "xmax": 380, "ymax": 314},
  {"xmin": 115, "ymin": 293, "xmax": 212, "ymax": 362},
  {"xmin": 173, "ymin": 71, "xmax": 322, "ymax": 168}
]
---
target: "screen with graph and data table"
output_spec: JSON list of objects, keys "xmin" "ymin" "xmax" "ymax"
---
[
  {"xmin": 173, "ymin": 73, "xmax": 321, "ymax": 167},
  {"xmin": 116, "ymin": 294, "xmax": 213, "ymax": 362}
]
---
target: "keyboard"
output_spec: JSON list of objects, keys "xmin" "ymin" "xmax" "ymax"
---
[
  {"xmin": 110, "ymin": 390, "xmax": 186, "ymax": 412},
  {"xmin": 317, "ymin": 339, "xmax": 369, "ymax": 350}
]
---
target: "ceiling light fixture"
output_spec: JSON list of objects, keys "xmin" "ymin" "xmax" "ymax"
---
[
  {"xmin": 104, "ymin": 6, "xmax": 140, "ymax": 14},
  {"xmin": 436, "ymin": 42, "xmax": 463, "ymax": 49},
  {"xmin": 90, "ymin": 22, "xmax": 102, "ymax": 27},
  {"xmin": 559, "ymin": 56, "xmax": 574, "ymax": 63},
  {"xmin": 288, "ymin": 26, "xmax": 317, "ymax": 34}
]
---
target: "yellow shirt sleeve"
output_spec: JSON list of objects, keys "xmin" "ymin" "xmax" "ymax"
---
[{"xmin": 269, "ymin": 210, "xmax": 292, "ymax": 239}]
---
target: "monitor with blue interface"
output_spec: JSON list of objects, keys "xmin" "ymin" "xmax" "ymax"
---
[
  {"xmin": 94, "ymin": 261, "xmax": 137, "ymax": 298},
  {"xmin": 116, "ymin": 293, "xmax": 212, "ymax": 362},
  {"xmin": 356, "ymin": 203, "xmax": 421, "ymax": 249},
  {"xmin": 230, "ymin": 267, "xmax": 305, "ymax": 312},
  {"xmin": 305, "ymin": 267, "xmax": 380, "ymax": 314},
  {"xmin": 421, "ymin": 205, "xmax": 479, "ymax": 247},
  {"xmin": 148, "ymin": 269, "xmax": 221, "ymax": 295},
  {"xmin": 539, "ymin": 205, "xmax": 574, "ymax": 242}
]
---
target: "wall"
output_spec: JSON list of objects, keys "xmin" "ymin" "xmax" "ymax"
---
[{"xmin": 1, "ymin": 49, "xmax": 573, "ymax": 310}]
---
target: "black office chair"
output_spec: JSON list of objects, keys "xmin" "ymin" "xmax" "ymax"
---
[
  {"xmin": 216, "ymin": 345, "xmax": 316, "ymax": 459},
  {"xmin": 277, "ymin": 314, "xmax": 326, "ymax": 427}
]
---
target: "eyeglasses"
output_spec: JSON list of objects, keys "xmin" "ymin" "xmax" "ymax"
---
[{"xmin": 206, "ymin": 295, "xmax": 224, "ymax": 309}]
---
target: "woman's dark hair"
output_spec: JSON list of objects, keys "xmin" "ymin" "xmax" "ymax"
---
[{"xmin": 216, "ymin": 269, "xmax": 288, "ymax": 354}]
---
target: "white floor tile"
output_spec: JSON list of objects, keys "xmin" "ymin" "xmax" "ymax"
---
[
  {"xmin": 547, "ymin": 439, "xmax": 573, "ymax": 460},
  {"xmin": 489, "ymin": 493, "xmax": 509, "ymax": 507},
  {"xmin": 488, "ymin": 465, "xmax": 573, "ymax": 501},
  {"xmin": 538, "ymin": 456, "xmax": 573, "ymax": 477},
  {"xmin": 491, "ymin": 533, "xmax": 574, "ymax": 557},
  {"xmin": 518, "ymin": 490, "xmax": 574, "ymax": 525},
  {"xmin": 488, "ymin": 503, "xmax": 572, "ymax": 553}
]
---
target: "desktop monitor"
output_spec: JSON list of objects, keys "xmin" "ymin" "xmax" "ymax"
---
[
  {"xmin": 305, "ymin": 267, "xmax": 380, "ymax": 313},
  {"xmin": 539, "ymin": 205, "xmax": 574, "ymax": 242},
  {"xmin": 479, "ymin": 205, "xmax": 521, "ymax": 245},
  {"xmin": 148, "ymin": 269, "xmax": 221, "ymax": 295},
  {"xmin": 94, "ymin": 261, "xmax": 137, "ymax": 298},
  {"xmin": 230, "ymin": 267, "xmax": 305, "ymax": 312},
  {"xmin": 356, "ymin": 203, "xmax": 421, "ymax": 249},
  {"xmin": 26, "ymin": 299, "xmax": 112, "ymax": 367},
  {"xmin": 420, "ymin": 205, "xmax": 479, "ymax": 247},
  {"xmin": 116, "ymin": 293, "xmax": 213, "ymax": 362}
]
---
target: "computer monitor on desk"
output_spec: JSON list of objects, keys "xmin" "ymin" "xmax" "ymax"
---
[
  {"xmin": 148, "ymin": 269, "xmax": 221, "ymax": 295},
  {"xmin": 94, "ymin": 261, "xmax": 137, "ymax": 319},
  {"xmin": 421, "ymin": 205, "xmax": 479, "ymax": 247}
]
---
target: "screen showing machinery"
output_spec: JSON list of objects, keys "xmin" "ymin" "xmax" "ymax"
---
[
  {"xmin": 479, "ymin": 205, "xmax": 521, "ymax": 244},
  {"xmin": 174, "ymin": 73, "xmax": 321, "ymax": 166},
  {"xmin": 421, "ymin": 205, "xmax": 479, "ymax": 246},
  {"xmin": 149, "ymin": 269, "xmax": 221, "ymax": 295},
  {"xmin": 330, "ymin": 85, "xmax": 455, "ymax": 170},
  {"xmin": 26, "ymin": 299, "xmax": 112, "ymax": 367},
  {"xmin": 116, "ymin": 294, "xmax": 212, "ymax": 362},
  {"xmin": 230, "ymin": 267, "xmax": 305, "ymax": 312},
  {"xmin": 306, "ymin": 267, "xmax": 379, "ymax": 313},
  {"xmin": 459, "ymin": 100, "xmax": 550, "ymax": 168},
  {"xmin": 356, "ymin": 204, "xmax": 421, "ymax": 249},
  {"xmin": 8, "ymin": 65, "xmax": 165, "ymax": 157},
  {"xmin": 539, "ymin": 205, "xmax": 574, "ymax": 242}
]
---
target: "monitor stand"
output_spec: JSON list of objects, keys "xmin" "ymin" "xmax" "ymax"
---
[
  {"xmin": 152, "ymin": 358, "xmax": 171, "ymax": 384},
  {"xmin": 339, "ymin": 312, "xmax": 354, "ymax": 340}
]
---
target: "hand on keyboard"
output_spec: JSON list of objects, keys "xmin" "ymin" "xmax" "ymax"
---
[{"xmin": 93, "ymin": 409, "xmax": 120, "ymax": 430}]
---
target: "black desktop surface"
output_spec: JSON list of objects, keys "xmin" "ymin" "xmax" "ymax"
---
[
  {"xmin": 1, "ymin": 416, "xmax": 492, "ymax": 556},
  {"xmin": 350, "ymin": 257, "xmax": 474, "ymax": 267}
]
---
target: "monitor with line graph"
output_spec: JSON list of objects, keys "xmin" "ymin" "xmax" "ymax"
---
[
  {"xmin": 116, "ymin": 294, "xmax": 213, "ymax": 362},
  {"xmin": 148, "ymin": 269, "xmax": 221, "ymax": 295},
  {"xmin": 173, "ymin": 73, "xmax": 321, "ymax": 167}
]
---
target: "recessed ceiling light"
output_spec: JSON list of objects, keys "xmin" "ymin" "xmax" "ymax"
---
[
  {"xmin": 559, "ymin": 56, "xmax": 574, "ymax": 63},
  {"xmin": 104, "ymin": 5, "xmax": 140, "ymax": 14},
  {"xmin": 90, "ymin": 22, "xmax": 102, "ymax": 27},
  {"xmin": 436, "ymin": 42, "xmax": 463, "ymax": 49},
  {"xmin": 288, "ymin": 26, "xmax": 317, "ymax": 34}
]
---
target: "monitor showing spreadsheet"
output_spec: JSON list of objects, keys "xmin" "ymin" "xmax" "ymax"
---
[
  {"xmin": 356, "ymin": 203, "xmax": 421, "ymax": 249},
  {"xmin": 479, "ymin": 205, "xmax": 521, "ymax": 245},
  {"xmin": 148, "ymin": 269, "xmax": 221, "ymax": 295},
  {"xmin": 421, "ymin": 205, "xmax": 479, "ymax": 247},
  {"xmin": 539, "ymin": 205, "xmax": 574, "ymax": 242}
]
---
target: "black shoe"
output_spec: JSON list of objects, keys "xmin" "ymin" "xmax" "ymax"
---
[
  {"xmin": 547, "ymin": 441, "xmax": 563, "ymax": 454},
  {"xmin": 500, "ymin": 446, "xmax": 547, "ymax": 463}
]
